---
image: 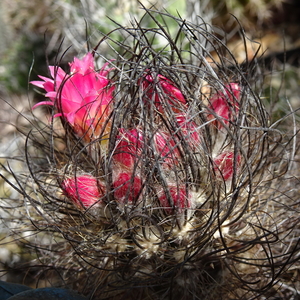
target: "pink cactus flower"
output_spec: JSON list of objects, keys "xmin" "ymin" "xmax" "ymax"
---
[
  {"xmin": 158, "ymin": 185, "xmax": 191, "ymax": 214},
  {"xmin": 141, "ymin": 72, "xmax": 187, "ymax": 114},
  {"xmin": 61, "ymin": 175, "xmax": 105, "ymax": 208},
  {"xmin": 213, "ymin": 151, "xmax": 241, "ymax": 181},
  {"xmin": 113, "ymin": 128, "xmax": 144, "ymax": 169},
  {"xmin": 113, "ymin": 171, "xmax": 142, "ymax": 204},
  {"xmin": 31, "ymin": 52, "xmax": 114, "ymax": 141},
  {"xmin": 208, "ymin": 83, "xmax": 240, "ymax": 128}
]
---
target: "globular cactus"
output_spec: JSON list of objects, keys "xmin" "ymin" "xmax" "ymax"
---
[{"xmin": 1, "ymin": 8, "xmax": 300, "ymax": 300}]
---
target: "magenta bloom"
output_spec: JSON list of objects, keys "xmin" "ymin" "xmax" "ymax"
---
[
  {"xmin": 141, "ymin": 73, "xmax": 187, "ymax": 114},
  {"xmin": 213, "ymin": 151, "xmax": 241, "ymax": 181},
  {"xmin": 31, "ymin": 52, "xmax": 114, "ymax": 141},
  {"xmin": 208, "ymin": 83, "xmax": 240, "ymax": 128},
  {"xmin": 61, "ymin": 175, "xmax": 105, "ymax": 208}
]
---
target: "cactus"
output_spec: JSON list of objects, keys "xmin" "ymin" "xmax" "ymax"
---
[{"xmin": 1, "ymin": 7, "xmax": 300, "ymax": 300}]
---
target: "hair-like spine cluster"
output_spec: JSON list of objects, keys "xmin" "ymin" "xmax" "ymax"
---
[{"xmin": 1, "ymin": 9, "xmax": 300, "ymax": 300}]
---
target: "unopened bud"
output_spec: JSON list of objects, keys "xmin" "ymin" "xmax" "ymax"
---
[
  {"xmin": 154, "ymin": 131, "xmax": 180, "ymax": 167},
  {"xmin": 158, "ymin": 185, "xmax": 191, "ymax": 214},
  {"xmin": 113, "ymin": 171, "xmax": 142, "ymax": 204},
  {"xmin": 208, "ymin": 83, "xmax": 240, "ymax": 128},
  {"xmin": 213, "ymin": 151, "xmax": 241, "ymax": 181},
  {"xmin": 61, "ymin": 175, "xmax": 104, "ymax": 208},
  {"xmin": 113, "ymin": 128, "xmax": 144, "ymax": 169},
  {"xmin": 141, "ymin": 72, "xmax": 187, "ymax": 114}
]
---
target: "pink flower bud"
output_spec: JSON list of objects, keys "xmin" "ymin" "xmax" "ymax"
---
[
  {"xmin": 158, "ymin": 185, "xmax": 191, "ymax": 214},
  {"xmin": 176, "ymin": 115, "xmax": 201, "ymax": 150},
  {"xmin": 113, "ymin": 128, "xmax": 144, "ymax": 169},
  {"xmin": 154, "ymin": 131, "xmax": 180, "ymax": 167},
  {"xmin": 113, "ymin": 172, "xmax": 142, "ymax": 204},
  {"xmin": 141, "ymin": 72, "xmax": 187, "ymax": 114},
  {"xmin": 31, "ymin": 53, "xmax": 114, "ymax": 142},
  {"xmin": 208, "ymin": 83, "xmax": 240, "ymax": 128},
  {"xmin": 213, "ymin": 151, "xmax": 241, "ymax": 181},
  {"xmin": 61, "ymin": 175, "xmax": 105, "ymax": 208}
]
